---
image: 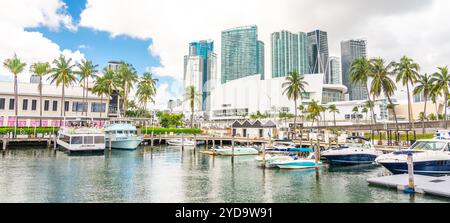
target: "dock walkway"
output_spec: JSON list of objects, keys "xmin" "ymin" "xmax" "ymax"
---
[{"xmin": 367, "ymin": 174, "xmax": 450, "ymax": 198}]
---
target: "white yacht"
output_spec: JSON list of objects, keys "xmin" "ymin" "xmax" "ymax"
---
[
  {"xmin": 321, "ymin": 136, "xmax": 382, "ymax": 165},
  {"xmin": 167, "ymin": 138, "xmax": 197, "ymax": 146},
  {"xmin": 57, "ymin": 118, "xmax": 105, "ymax": 152},
  {"xmin": 104, "ymin": 120, "xmax": 143, "ymax": 150}
]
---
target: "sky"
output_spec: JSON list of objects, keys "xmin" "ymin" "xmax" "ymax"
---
[{"xmin": 0, "ymin": 0, "xmax": 449, "ymax": 109}]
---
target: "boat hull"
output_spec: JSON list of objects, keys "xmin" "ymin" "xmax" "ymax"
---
[
  {"xmin": 322, "ymin": 154, "xmax": 378, "ymax": 165},
  {"xmin": 216, "ymin": 148, "xmax": 259, "ymax": 156},
  {"xmin": 107, "ymin": 139, "xmax": 142, "ymax": 150},
  {"xmin": 378, "ymin": 161, "xmax": 450, "ymax": 175},
  {"xmin": 274, "ymin": 160, "xmax": 322, "ymax": 169}
]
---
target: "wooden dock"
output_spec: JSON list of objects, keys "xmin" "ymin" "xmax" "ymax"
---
[
  {"xmin": 368, "ymin": 174, "xmax": 450, "ymax": 198},
  {"xmin": 1, "ymin": 137, "xmax": 55, "ymax": 150}
]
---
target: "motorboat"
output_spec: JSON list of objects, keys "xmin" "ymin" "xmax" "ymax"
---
[
  {"xmin": 212, "ymin": 145, "xmax": 259, "ymax": 156},
  {"xmin": 104, "ymin": 120, "xmax": 143, "ymax": 150},
  {"xmin": 321, "ymin": 136, "xmax": 382, "ymax": 165},
  {"xmin": 375, "ymin": 139, "xmax": 450, "ymax": 175},
  {"xmin": 56, "ymin": 118, "xmax": 105, "ymax": 152},
  {"xmin": 271, "ymin": 153, "xmax": 323, "ymax": 169},
  {"xmin": 255, "ymin": 148, "xmax": 314, "ymax": 168},
  {"xmin": 167, "ymin": 138, "xmax": 197, "ymax": 146},
  {"xmin": 265, "ymin": 141, "xmax": 299, "ymax": 153}
]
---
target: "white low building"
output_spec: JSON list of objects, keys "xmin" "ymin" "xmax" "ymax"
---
[{"xmin": 0, "ymin": 81, "xmax": 108, "ymax": 127}]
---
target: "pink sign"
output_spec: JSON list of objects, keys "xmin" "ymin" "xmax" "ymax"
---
[
  {"xmin": 30, "ymin": 120, "xmax": 40, "ymax": 127},
  {"xmin": 7, "ymin": 117, "xmax": 15, "ymax": 127},
  {"xmin": 18, "ymin": 119, "xmax": 27, "ymax": 127},
  {"xmin": 51, "ymin": 120, "xmax": 61, "ymax": 127},
  {"xmin": 0, "ymin": 117, "xmax": 3, "ymax": 127},
  {"xmin": 42, "ymin": 120, "xmax": 48, "ymax": 127}
]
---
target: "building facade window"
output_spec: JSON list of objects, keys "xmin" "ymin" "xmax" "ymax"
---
[
  {"xmin": 72, "ymin": 102, "xmax": 87, "ymax": 112},
  {"xmin": 65, "ymin": 101, "xmax": 70, "ymax": 112},
  {"xmin": 91, "ymin": 102, "xmax": 106, "ymax": 112},
  {"xmin": 0, "ymin": 98, "xmax": 5, "ymax": 110},
  {"xmin": 22, "ymin": 99, "xmax": 28, "ymax": 110},
  {"xmin": 9, "ymin": 99, "xmax": 14, "ymax": 110},
  {"xmin": 31, "ymin": 100, "xmax": 37, "ymax": 111},
  {"xmin": 52, "ymin": 101, "xmax": 58, "ymax": 111},
  {"xmin": 44, "ymin": 100, "xmax": 49, "ymax": 111}
]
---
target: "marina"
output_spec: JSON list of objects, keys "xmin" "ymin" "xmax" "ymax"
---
[{"xmin": 1, "ymin": 144, "xmax": 449, "ymax": 203}]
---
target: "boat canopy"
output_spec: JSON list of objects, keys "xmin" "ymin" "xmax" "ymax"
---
[{"xmin": 346, "ymin": 136, "xmax": 370, "ymax": 141}]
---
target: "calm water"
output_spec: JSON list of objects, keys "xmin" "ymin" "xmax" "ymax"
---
[{"xmin": 0, "ymin": 145, "xmax": 448, "ymax": 203}]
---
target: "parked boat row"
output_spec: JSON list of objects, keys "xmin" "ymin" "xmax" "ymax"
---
[{"xmin": 56, "ymin": 118, "xmax": 143, "ymax": 152}]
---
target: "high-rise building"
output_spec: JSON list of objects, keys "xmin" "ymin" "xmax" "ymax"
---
[
  {"xmin": 307, "ymin": 30, "xmax": 329, "ymax": 76},
  {"xmin": 188, "ymin": 40, "xmax": 214, "ymax": 111},
  {"xmin": 271, "ymin": 30, "xmax": 310, "ymax": 78},
  {"xmin": 221, "ymin": 25, "xmax": 263, "ymax": 84},
  {"xmin": 341, "ymin": 39, "xmax": 369, "ymax": 100},
  {"xmin": 183, "ymin": 55, "xmax": 203, "ymax": 112},
  {"xmin": 205, "ymin": 51, "xmax": 217, "ymax": 113},
  {"xmin": 329, "ymin": 56, "xmax": 341, "ymax": 84},
  {"xmin": 257, "ymin": 40, "xmax": 265, "ymax": 79}
]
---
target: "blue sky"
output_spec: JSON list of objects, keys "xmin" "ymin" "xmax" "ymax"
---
[{"xmin": 25, "ymin": 0, "xmax": 179, "ymax": 101}]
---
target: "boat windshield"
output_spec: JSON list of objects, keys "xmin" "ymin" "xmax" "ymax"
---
[
  {"xmin": 410, "ymin": 141, "xmax": 448, "ymax": 151},
  {"xmin": 346, "ymin": 142, "xmax": 370, "ymax": 148}
]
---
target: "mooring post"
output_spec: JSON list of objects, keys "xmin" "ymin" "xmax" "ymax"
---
[
  {"xmin": 194, "ymin": 134, "xmax": 197, "ymax": 152},
  {"xmin": 108, "ymin": 133, "xmax": 112, "ymax": 151},
  {"xmin": 262, "ymin": 143, "xmax": 266, "ymax": 168},
  {"xmin": 2, "ymin": 138, "xmax": 6, "ymax": 151},
  {"xmin": 406, "ymin": 153, "xmax": 415, "ymax": 193},
  {"xmin": 159, "ymin": 133, "xmax": 162, "ymax": 144},
  {"xmin": 212, "ymin": 135, "xmax": 215, "ymax": 149},
  {"xmin": 181, "ymin": 133, "xmax": 184, "ymax": 150},
  {"xmin": 247, "ymin": 134, "xmax": 250, "ymax": 147},
  {"xmin": 231, "ymin": 135, "xmax": 235, "ymax": 162},
  {"xmin": 150, "ymin": 132, "xmax": 154, "ymax": 147},
  {"xmin": 220, "ymin": 134, "xmax": 223, "ymax": 147},
  {"xmin": 53, "ymin": 134, "xmax": 57, "ymax": 150}
]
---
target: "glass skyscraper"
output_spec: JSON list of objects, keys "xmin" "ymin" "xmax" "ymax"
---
[
  {"xmin": 271, "ymin": 30, "xmax": 310, "ymax": 78},
  {"xmin": 307, "ymin": 30, "xmax": 329, "ymax": 76},
  {"xmin": 221, "ymin": 25, "xmax": 263, "ymax": 84},
  {"xmin": 188, "ymin": 40, "xmax": 214, "ymax": 110},
  {"xmin": 341, "ymin": 39, "xmax": 369, "ymax": 101},
  {"xmin": 328, "ymin": 56, "xmax": 341, "ymax": 84}
]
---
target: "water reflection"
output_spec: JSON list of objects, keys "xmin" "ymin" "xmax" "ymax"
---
[{"xmin": 0, "ymin": 146, "xmax": 448, "ymax": 203}]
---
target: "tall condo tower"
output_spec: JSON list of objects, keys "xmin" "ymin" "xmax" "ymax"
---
[{"xmin": 341, "ymin": 39, "xmax": 369, "ymax": 100}]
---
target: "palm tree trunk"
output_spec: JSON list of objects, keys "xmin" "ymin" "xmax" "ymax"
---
[
  {"xmin": 86, "ymin": 80, "xmax": 89, "ymax": 117},
  {"xmin": 39, "ymin": 77, "xmax": 43, "ymax": 127},
  {"xmin": 367, "ymin": 87, "xmax": 376, "ymax": 124},
  {"xmin": 406, "ymin": 83, "xmax": 413, "ymax": 129},
  {"xmin": 372, "ymin": 95, "xmax": 377, "ymax": 124},
  {"xmin": 423, "ymin": 95, "xmax": 427, "ymax": 134},
  {"xmin": 293, "ymin": 100, "xmax": 297, "ymax": 140},
  {"xmin": 14, "ymin": 74, "xmax": 18, "ymax": 138},
  {"xmin": 100, "ymin": 95, "xmax": 103, "ymax": 118},
  {"xmin": 191, "ymin": 110, "xmax": 194, "ymax": 129},
  {"xmin": 60, "ymin": 85, "xmax": 65, "ymax": 127},
  {"xmin": 333, "ymin": 112, "xmax": 336, "ymax": 127},
  {"xmin": 387, "ymin": 96, "xmax": 399, "ymax": 133},
  {"xmin": 445, "ymin": 92, "xmax": 448, "ymax": 129},
  {"xmin": 82, "ymin": 79, "xmax": 86, "ymax": 116}
]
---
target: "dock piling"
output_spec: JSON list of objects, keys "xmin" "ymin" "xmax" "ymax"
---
[
  {"xmin": 2, "ymin": 138, "xmax": 6, "ymax": 151},
  {"xmin": 231, "ymin": 136, "xmax": 235, "ymax": 162},
  {"xmin": 108, "ymin": 133, "xmax": 112, "ymax": 151},
  {"xmin": 262, "ymin": 143, "xmax": 266, "ymax": 168},
  {"xmin": 181, "ymin": 133, "xmax": 184, "ymax": 150},
  {"xmin": 150, "ymin": 132, "xmax": 154, "ymax": 147},
  {"xmin": 406, "ymin": 153, "xmax": 415, "ymax": 193}
]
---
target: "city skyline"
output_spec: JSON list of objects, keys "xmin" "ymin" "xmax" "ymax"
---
[{"xmin": 0, "ymin": 0, "xmax": 448, "ymax": 110}]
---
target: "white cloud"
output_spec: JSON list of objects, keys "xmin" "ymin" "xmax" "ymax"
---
[
  {"xmin": 79, "ymin": 0, "xmax": 445, "ymax": 107},
  {"xmin": 0, "ymin": 0, "xmax": 82, "ymax": 83}
]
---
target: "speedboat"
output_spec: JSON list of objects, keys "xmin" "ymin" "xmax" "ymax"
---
[
  {"xmin": 57, "ymin": 118, "xmax": 105, "ymax": 152},
  {"xmin": 104, "ymin": 120, "xmax": 143, "ymax": 150},
  {"xmin": 212, "ymin": 145, "xmax": 259, "ymax": 156},
  {"xmin": 265, "ymin": 141, "xmax": 298, "ymax": 153},
  {"xmin": 375, "ymin": 139, "xmax": 450, "ymax": 175},
  {"xmin": 167, "ymin": 138, "xmax": 196, "ymax": 146},
  {"xmin": 321, "ymin": 136, "xmax": 382, "ymax": 165},
  {"xmin": 255, "ymin": 148, "xmax": 314, "ymax": 168},
  {"xmin": 271, "ymin": 153, "xmax": 323, "ymax": 169}
]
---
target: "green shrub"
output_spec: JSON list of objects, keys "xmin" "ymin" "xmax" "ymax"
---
[
  {"xmin": 140, "ymin": 126, "xmax": 202, "ymax": 135},
  {"xmin": 0, "ymin": 127, "xmax": 59, "ymax": 135}
]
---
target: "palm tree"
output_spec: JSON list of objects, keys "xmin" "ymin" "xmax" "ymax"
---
[
  {"xmin": 395, "ymin": 56, "xmax": 420, "ymax": 129},
  {"xmin": 362, "ymin": 107, "xmax": 369, "ymax": 123},
  {"xmin": 429, "ymin": 84, "xmax": 441, "ymax": 118},
  {"xmin": 352, "ymin": 106, "xmax": 359, "ymax": 123},
  {"xmin": 414, "ymin": 73, "xmax": 433, "ymax": 134},
  {"xmin": 3, "ymin": 55, "xmax": 26, "ymax": 137},
  {"xmin": 30, "ymin": 62, "xmax": 50, "ymax": 127},
  {"xmin": 94, "ymin": 67, "xmax": 118, "ymax": 117},
  {"xmin": 136, "ymin": 72, "xmax": 158, "ymax": 112},
  {"xmin": 117, "ymin": 62, "xmax": 138, "ymax": 116},
  {"xmin": 432, "ymin": 66, "xmax": 450, "ymax": 129},
  {"xmin": 369, "ymin": 58, "xmax": 399, "ymax": 132},
  {"xmin": 282, "ymin": 70, "xmax": 308, "ymax": 139},
  {"xmin": 306, "ymin": 100, "xmax": 321, "ymax": 128},
  {"xmin": 350, "ymin": 57, "xmax": 376, "ymax": 124},
  {"xmin": 328, "ymin": 104, "xmax": 339, "ymax": 127},
  {"xmin": 185, "ymin": 85, "xmax": 202, "ymax": 128},
  {"xmin": 48, "ymin": 55, "xmax": 77, "ymax": 124},
  {"xmin": 76, "ymin": 60, "xmax": 98, "ymax": 116}
]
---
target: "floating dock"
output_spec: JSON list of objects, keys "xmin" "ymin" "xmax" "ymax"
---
[{"xmin": 368, "ymin": 174, "xmax": 450, "ymax": 198}]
